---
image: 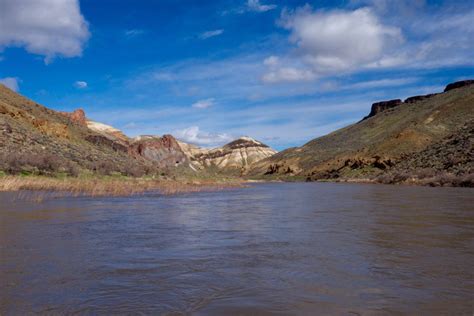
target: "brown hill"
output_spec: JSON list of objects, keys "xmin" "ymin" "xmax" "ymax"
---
[
  {"xmin": 249, "ymin": 80, "xmax": 474, "ymax": 185},
  {"xmin": 0, "ymin": 84, "xmax": 159, "ymax": 176},
  {"xmin": 0, "ymin": 84, "xmax": 274, "ymax": 177}
]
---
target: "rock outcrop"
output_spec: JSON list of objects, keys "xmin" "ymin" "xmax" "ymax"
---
[
  {"xmin": 0, "ymin": 83, "xmax": 275, "ymax": 176},
  {"xmin": 129, "ymin": 135, "xmax": 188, "ymax": 168},
  {"xmin": 404, "ymin": 93, "xmax": 438, "ymax": 104},
  {"xmin": 86, "ymin": 120, "xmax": 129, "ymax": 143},
  {"xmin": 187, "ymin": 137, "xmax": 277, "ymax": 173},
  {"xmin": 363, "ymin": 99, "xmax": 402, "ymax": 120},
  {"xmin": 59, "ymin": 109, "xmax": 87, "ymax": 126},
  {"xmin": 85, "ymin": 134, "xmax": 129, "ymax": 153},
  {"xmin": 444, "ymin": 80, "xmax": 474, "ymax": 92},
  {"xmin": 0, "ymin": 84, "xmax": 157, "ymax": 176}
]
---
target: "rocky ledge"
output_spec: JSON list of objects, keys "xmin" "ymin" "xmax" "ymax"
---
[{"xmin": 363, "ymin": 80, "xmax": 474, "ymax": 120}]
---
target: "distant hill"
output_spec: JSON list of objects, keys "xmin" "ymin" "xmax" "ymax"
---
[
  {"xmin": 179, "ymin": 136, "xmax": 277, "ymax": 175},
  {"xmin": 0, "ymin": 84, "xmax": 274, "ymax": 177},
  {"xmin": 249, "ymin": 80, "xmax": 473, "ymax": 186}
]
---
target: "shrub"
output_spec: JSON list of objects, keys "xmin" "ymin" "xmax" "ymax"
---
[
  {"xmin": 415, "ymin": 168, "xmax": 436, "ymax": 179},
  {"xmin": 91, "ymin": 160, "xmax": 118, "ymax": 176},
  {"xmin": 0, "ymin": 152, "xmax": 80, "ymax": 176}
]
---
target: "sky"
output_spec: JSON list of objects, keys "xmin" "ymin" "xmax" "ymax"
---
[{"xmin": 0, "ymin": 0, "xmax": 473, "ymax": 150}]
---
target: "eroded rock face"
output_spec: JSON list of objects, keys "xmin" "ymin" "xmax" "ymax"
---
[
  {"xmin": 188, "ymin": 137, "xmax": 278, "ymax": 172},
  {"xmin": 363, "ymin": 99, "xmax": 402, "ymax": 120},
  {"xmin": 86, "ymin": 120, "xmax": 129, "ymax": 143},
  {"xmin": 444, "ymin": 80, "xmax": 474, "ymax": 92},
  {"xmin": 85, "ymin": 135, "xmax": 129, "ymax": 153},
  {"xmin": 59, "ymin": 109, "xmax": 87, "ymax": 126},
  {"xmin": 130, "ymin": 134, "xmax": 188, "ymax": 168},
  {"xmin": 404, "ymin": 93, "xmax": 438, "ymax": 104}
]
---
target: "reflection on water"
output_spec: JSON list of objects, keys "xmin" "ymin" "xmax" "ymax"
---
[{"xmin": 0, "ymin": 183, "xmax": 473, "ymax": 314}]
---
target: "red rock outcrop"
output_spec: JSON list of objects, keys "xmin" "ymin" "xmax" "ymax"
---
[
  {"xmin": 129, "ymin": 134, "xmax": 188, "ymax": 168},
  {"xmin": 59, "ymin": 109, "xmax": 87, "ymax": 126}
]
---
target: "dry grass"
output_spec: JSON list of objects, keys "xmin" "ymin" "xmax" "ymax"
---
[{"xmin": 0, "ymin": 176, "xmax": 244, "ymax": 200}]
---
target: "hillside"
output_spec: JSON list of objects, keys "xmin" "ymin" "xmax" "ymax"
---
[
  {"xmin": 0, "ymin": 84, "xmax": 274, "ymax": 177},
  {"xmin": 0, "ymin": 84, "xmax": 156, "ymax": 176},
  {"xmin": 250, "ymin": 80, "xmax": 473, "ymax": 185},
  {"xmin": 183, "ymin": 137, "xmax": 277, "ymax": 175}
]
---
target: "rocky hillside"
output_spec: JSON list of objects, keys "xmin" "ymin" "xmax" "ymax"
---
[
  {"xmin": 377, "ymin": 121, "xmax": 473, "ymax": 186},
  {"xmin": 250, "ymin": 80, "xmax": 474, "ymax": 185},
  {"xmin": 181, "ymin": 137, "xmax": 277, "ymax": 174},
  {"xmin": 0, "ymin": 84, "xmax": 154, "ymax": 176},
  {"xmin": 0, "ymin": 84, "xmax": 275, "ymax": 177}
]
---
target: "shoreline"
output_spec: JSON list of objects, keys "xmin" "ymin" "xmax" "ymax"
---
[
  {"xmin": 247, "ymin": 174, "xmax": 474, "ymax": 188},
  {"xmin": 1, "ymin": 173, "xmax": 471, "ymax": 202},
  {"xmin": 0, "ymin": 175, "xmax": 244, "ymax": 199}
]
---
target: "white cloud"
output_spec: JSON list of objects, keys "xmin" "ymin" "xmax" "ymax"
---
[
  {"xmin": 123, "ymin": 122, "xmax": 138, "ymax": 129},
  {"xmin": 191, "ymin": 98, "xmax": 215, "ymax": 109},
  {"xmin": 350, "ymin": 0, "xmax": 426, "ymax": 16},
  {"xmin": 199, "ymin": 29, "xmax": 224, "ymax": 39},
  {"xmin": 247, "ymin": 0, "xmax": 277, "ymax": 12},
  {"xmin": 175, "ymin": 126, "xmax": 233, "ymax": 147},
  {"xmin": 0, "ymin": 77, "xmax": 20, "ymax": 91},
  {"xmin": 262, "ymin": 67, "xmax": 315, "ymax": 83},
  {"xmin": 279, "ymin": 6, "xmax": 402, "ymax": 73},
  {"xmin": 263, "ymin": 3, "xmax": 474, "ymax": 84},
  {"xmin": 263, "ymin": 56, "xmax": 279, "ymax": 66},
  {"xmin": 74, "ymin": 81, "xmax": 88, "ymax": 89},
  {"xmin": 125, "ymin": 29, "xmax": 145, "ymax": 38},
  {"xmin": 346, "ymin": 78, "xmax": 419, "ymax": 90},
  {"xmin": 0, "ymin": 0, "xmax": 90, "ymax": 62}
]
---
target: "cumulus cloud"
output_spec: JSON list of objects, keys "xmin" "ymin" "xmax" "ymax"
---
[
  {"xmin": 0, "ymin": 0, "xmax": 90, "ymax": 62},
  {"xmin": 192, "ymin": 98, "xmax": 215, "ymax": 109},
  {"xmin": 261, "ymin": 6, "xmax": 403, "ymax": 83},
  {"xmin": 0, "ymin": 77, "xmax": 20, "ymax": 91},
  {"xmin": 263, "ymin": 3, "xmax": 474, "ymax": 84},
  {"xmin": 247, "ymin": 0, "xmax": 277, "ymax": 12},
  {"xmin": 175, "ymin": 126, "xmax": 233, "ymax": 147},
  {"xmin": 280, "ymin": 6, "xmax": 401, "ymax": 73},
  {"xmin": 74, "ymin": 81, "xmax": 88, "ymax": 89},
  {"xmin": 199, "ymin": 29, "xmax": 224, "ymax": 39}
]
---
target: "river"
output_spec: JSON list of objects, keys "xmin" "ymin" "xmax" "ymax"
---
[{"xmin": 1, "ymin": 183, "xmax": 473, "ymax": 314}]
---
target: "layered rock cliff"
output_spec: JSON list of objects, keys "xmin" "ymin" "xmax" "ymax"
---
[
  {"xmin": 188, "ymin": 137, "xmax": 277, "ymax": 173},
  {"xmin": 86, "ymin": 120, "xmax": 129, "ymax": 143}
]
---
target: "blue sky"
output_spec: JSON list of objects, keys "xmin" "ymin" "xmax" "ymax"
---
[{"xmin": 0, "ymin": 0, "xmax": 473, "ymax": 150}]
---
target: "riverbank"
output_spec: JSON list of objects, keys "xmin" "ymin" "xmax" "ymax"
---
[
  {"xmin": 249, "ymin": 172, "xmax": 474, "ymax": 187},
  {"xmin": 0, "ymin": 175, "xmax": 244, "ymax": 198},
  {"xmin": 310, "ymin": 175, "xmax": 474, "ymax": 187}
]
